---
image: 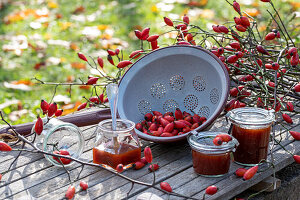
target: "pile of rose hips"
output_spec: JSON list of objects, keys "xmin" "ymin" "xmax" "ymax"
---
[{"xmin": 135, "ymin": 108, "xmax": 207, "ymax": 137}]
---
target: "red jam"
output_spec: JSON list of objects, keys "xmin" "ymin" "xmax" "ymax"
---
[
  {"xmin": 232, "ymin": 124, "xmax": 271, "ymax": 165},
  {"xmin": 188, "ymin": 132, "xmax": 238, "ymax": 176},
  {"xmin": 93, "ymin": 143, "xmax": 141, "ymax": 169},
  {"xmin": 192, "ymin": 150, "xmax": 231, "ymax": 176}
]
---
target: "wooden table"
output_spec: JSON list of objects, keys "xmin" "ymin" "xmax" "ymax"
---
[{"xmin": 0, "ymin": 107, "xmax": 299, "ymax": 200}]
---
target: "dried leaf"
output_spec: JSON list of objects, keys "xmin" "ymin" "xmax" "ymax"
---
[
  {"xmin": 73, "ymin": 6, "xmax": 85, "ymax": 14},
  {"xmin": 244, "ymin": 9, "xmax": 260, "ymax": 17},
  {"xmin": 71, "ymin": 62, "xmax": 86, "ymax": 69},
  {"xmin": 4, "ymin": 82, "xmax": 32, "ymax": 91},
  {"xmin": 11, "ymin": 80, "xmax": 34, "ymax": 86},
  {"xmin": 70, "ymin": 43, "xmax": 79, "ymax": 51},
  {"xmin": 79, "ymin": 85, "xmax": 90, "ymax": 90},
  {"xmin": 61, "ymin": 101, "xmax": 82, "ymax": 115}
]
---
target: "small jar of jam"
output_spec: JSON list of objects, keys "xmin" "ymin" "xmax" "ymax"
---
[
  {"xmin": 93, "ymin": 119, "xmax": 141, "ymax": 170},
  {"xmin": 187, "ymin": 131, "xmax": 238, "ymax": 177},
  {"xmin": 227, "ymin": 107, "xmax": 275, "ymax": 166}
]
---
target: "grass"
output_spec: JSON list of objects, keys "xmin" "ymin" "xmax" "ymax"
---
[{"xmin": 0, "ymin": 0, "xmax": 298, "ymax": 125}]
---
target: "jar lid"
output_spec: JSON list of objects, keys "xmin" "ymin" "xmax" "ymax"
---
[
  {"xmin": 226, "ymin": 107, "xmax": 275, "ymax": 126},
  {"xmin": 187, "ymin": 131, "xmax": 239, "ymax": 154}
]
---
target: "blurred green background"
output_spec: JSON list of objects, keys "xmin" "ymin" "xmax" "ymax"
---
[{"xmin": 0, "ymin": 0, "xmax": 299, "ymax": 125}]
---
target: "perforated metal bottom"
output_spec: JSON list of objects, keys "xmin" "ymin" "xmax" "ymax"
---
[{"xmin": 118, "ymin": 46, "xmax": 229, "ymax": 143}]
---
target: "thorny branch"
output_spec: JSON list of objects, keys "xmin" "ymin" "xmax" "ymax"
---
[
  {"xmin": 0, "ymin": 111, "xmax": 199, "ymax": 199},
  {"xmin": 0, "ymin": 1, "xmax": 299, "ymax": 200}
]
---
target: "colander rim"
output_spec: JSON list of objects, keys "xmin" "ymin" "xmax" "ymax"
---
[{"xmin": 118, "ymin": 45, "xmax": 230, "ymax": 143}]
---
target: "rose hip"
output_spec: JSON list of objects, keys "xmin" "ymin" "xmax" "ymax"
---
[
  {"xmin": 216, "ymin": 134, "xmax": 232, "ymax": 142},
  {"xmin": 265, "ymin": 32, "xmax": 276, "ymax": 40},
  {"xmin": 289, "ymin": 131, "xmax": 300, "ymax": 140},
  {"xmin": 0, "ymin": 141, "xmax": 12, "ymax": 152},
  {"xmin": 144, "ymin": 146, "xmax": 153, "ymax": 163},
  {"xmin": 40, "ymin": 100, "xmax": 49, "ymax": 114},
  {"xmin": 206, "ymin": 185, "xmax": 218, "ymax": 195},
  {"xmin": 148, "ymin": 163, "xmax": 159, "ymax": 172},
  {"xmin": 80, "ymin": 181, "xmax": 88, "ymax": 190},
  {"xmin": 164, "ymin": 17, "xmax": 173, "ymax": 26},
  {"xmin": 97, "ymin": 57, "xmax": 104, "ymax": 68},
  {"xmin": 233, "ymin": 0, "xmax": 241, "ymax": 15},
  {"xmin": 235, "ymin": 168, "xmax": 247, "ymax": 177},
  {"xmin": 282, "ymin": 113, "xmax": 293, "ymax": 124},
  {"xmin": 48, "ymin": 102, "xmax": 57, "ymax": 117},
  {"xmin": 243, "ymin": 165, "xmax": 258, "ymax": 180},
  {"xmin": 161, "ymin": 132, "xmax": 173, "ymax": 137},
  {"xmin": 160, "ymin": 182, "xmax": 172, "ymax": 193},
  {"xmin": 147, "ymin": 35, "xmax": 159, "ymax": 42},
  {"xmin": 240, "ymin": 16, "xmax": 250, "ymax": 27},
  {"xmin": 294, "ymin": 155, "xmax": 300, "ymax": 164},
  {"xmin": 77, "ymin": 52, "xmax": 87, "ymax": 61},
  {"xmin": 163, "ymin": 122, "xmax": 174, "ymax": 133},
  {"xmin": 35, "ymin": 116, "xmax": 43, "ymax": 135},
  {"xmin": 77, "ymin": 102, "xmax": 87, "ymax": 111},
  {"xmin": 116, "ymin": 164, "xmax": 124, "ymax": 173},
  {"xmin": 213, "ymin": 136, "xmax": 223, "ymax": 146},
  {"xmin": 86, "ymin": 77, "xmax": 99, "ymax": 85},
  {"xmin": 55, "ymin": 109, "xmax": 63, "ymax": 117},
  {"xmin": 144, "ymin": 113, "xmax": 153, "ymax": 121},
  {"xmin": 134, "ymin": 30, "xmax": 142, "ymax": 39},
  {"xmin": 65, "ymin": 186, "xmax": 75, "ymax": 199},
  {"xmin": 164, "ymin": 115, "xmax": 175, "ymax": 122},
  {"xmin": 134, "ymin": 161, "xmax": 145, "ymax": 170}
]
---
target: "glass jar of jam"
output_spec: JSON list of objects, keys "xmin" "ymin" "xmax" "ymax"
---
[
  {"xmin": 227, "ymin": 107, "xmax": 275, "ymax": 166},
  {"xmin": 93, "ymin": 119, "xmax": 141, "ymax": 170},
  {"xmin": 187, "ymin": 131, "xmax": 238, "ymax": 177}
]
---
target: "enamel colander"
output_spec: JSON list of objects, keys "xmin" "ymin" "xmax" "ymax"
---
[{"xmin": 117, "ymin": 45, "xmax": 229, "ymax": 143}]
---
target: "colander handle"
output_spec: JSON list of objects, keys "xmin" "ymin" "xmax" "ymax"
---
[{"xmin": 0, "ymin": 109, "xmax": 111, "ymax": 137}]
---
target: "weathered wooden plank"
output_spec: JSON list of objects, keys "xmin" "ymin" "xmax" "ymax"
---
[
  {"xmin": 0, "ymin": 112, "xmax": 299, "ymax": 200},
  {"xmin": 98, "ymin": 153, "xmax": 192, "ymax": 200},
  {"xmin": 2, "ymin": 143, "xmax": 175, "ymax": 199},
  {"xmin": 36, "ymin": 144, "xmax": 191, "ymax": 200},
  {"xmin": 0, "ymin": 124, "xmax": 152, "ymax": 192},
  {"xmin": 128, "ymin": 130, "xmax": 299, "ymax": 200},
  {"xmin": 0, "ymin": 125, "xmax": 97, "ymax": 173},
  {"xmin": 0, "ymin": 131, "xmax": 99, "ymax": 189},
  {"xmin": 98, "ymin": 116, "xmax": 300, "ymax": 200},
  {"xmin": 192, "ymin": 140, "xmax": 300, "ymax": 200}
]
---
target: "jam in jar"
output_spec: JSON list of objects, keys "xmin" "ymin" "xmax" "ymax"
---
[
  {"xmin": 227, "ymin": 107, "xmax": 274, "ymax": 166},
  {"xmin": 188, "ymin": 131, "xmax": 238, "ymax": 177},
  {"xmin": 93, "ymin": 119, "xmax": 141, "ymax": 170}
]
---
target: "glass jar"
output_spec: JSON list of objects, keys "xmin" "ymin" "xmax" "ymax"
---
[
  {"xmin": 227, "ymin": 107, "xmax": 275, "ymax": 166},
  {"xmin": 93, "ymin": 119, "xmax": 141, "ymax": 170},
  {"xmin": 187, "ymin": 131, "xmax": 238, "ymax": 177},
  {"xmin": 32, "ymin": 118, "xmax": 84, "ymax": 167}
]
